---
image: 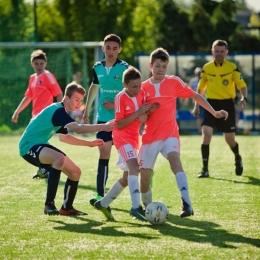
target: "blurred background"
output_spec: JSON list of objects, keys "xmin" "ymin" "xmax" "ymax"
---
[{"xmin": 0, "ymin": 0, "xmax": 259, "ymax": 134}]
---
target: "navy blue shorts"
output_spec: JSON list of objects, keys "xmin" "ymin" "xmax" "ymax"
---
[
  {"xmin": 22, "ymin": 144, "xmax": 66, "ymax": 170},
  {"xmin": 96, "ymin": 121, "xmax": 113, "ymax": 143},
  {"xmin": 202, "ymin": 99, "xmax": 236, "ymax": 133}
]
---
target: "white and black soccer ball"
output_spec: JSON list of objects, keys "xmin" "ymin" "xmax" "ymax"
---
[{"xmin": 145, "ymin": 201, "xmax": 169, "ymax": 225}]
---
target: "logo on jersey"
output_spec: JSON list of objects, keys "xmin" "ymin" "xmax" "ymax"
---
[
  {"xmin": 222, "ymin": 79, "xmax": 229, "ymax": 86},
  {"xmin": 114, "ymin": 74, "xmax": 120, "ymax": 80},
  {"xmin": 125, "ymin": 106, "xmax": 131, "ymax": 110},
  {"xmin": 39, "ymin": 80, "xmax": 43, "ymax": 85},
  {"xmin": 98, "ymin": 75, "xmax": 104, "ymax": 78}
]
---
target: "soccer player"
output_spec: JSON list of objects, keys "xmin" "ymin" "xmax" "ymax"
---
[
  {"xmin": 93, "ymin": 66, "xmax": 159, "ymax": 221},
  {"xmin": 193, "ymin": 40, "xmax": 247, "ymax": 178},
  {"xmin": 82, "ymin": 34, "xmax": 129, "ymax": 206},
  {"xmin": 19, "ymin": 83, "xmax": 114, "ymax": 215},
  {"xmin": 138, "ymin": 47, "xmax": 228, "ymax": 218},
  {"xmin": 12, "ymin": 49, "xmax": 63, "ymax": 178}
]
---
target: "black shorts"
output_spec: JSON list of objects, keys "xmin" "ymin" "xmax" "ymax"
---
[
  {"xmin": 202, "ymin": 99, "xmax": 236, "ymax": 133},
  {"xmin": 22, "ymin": 144, "xmax": 66, "ymax": 170},
  {"xmin": 96, "ymin": 121, "xmax": 113, "ymax": 143}
]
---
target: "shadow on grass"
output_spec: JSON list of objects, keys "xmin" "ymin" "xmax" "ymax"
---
[
  {"xmin": 210, "ymin": 176, "xmax": 260, "ymax": 186},
  {"xmin": 152, "ymin": 213, "xmax": 260, "ymax": 248},
  {"xmin": 50, "ymin": 218, "xmax": 158, "ymax": 239}
]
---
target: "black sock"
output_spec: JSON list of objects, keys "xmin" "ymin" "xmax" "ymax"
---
[
  {"xmin": 231, "ymin": 142, "xmax": 240, "ymax": 159},
  {"xmin": 201, "ymin": 144, "xmax": 209, "ymax": 170},
  {"xmin": 96, "ymin": 159, "xmax": 109, "ymax": 197},
  {"xmin": 45, "ymin": 167, "xmax": 61, "ymax": 205},
  {"xmin": 61, "ymin": 178, "xmax": 79, "ymax": 210}
]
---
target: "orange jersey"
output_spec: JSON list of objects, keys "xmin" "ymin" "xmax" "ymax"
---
[
  {"xmin": 25, "ymin": 70, "xmax": 62, "ymax": 117},
  {"xmin": 113, "ymin": 89, "xmax": 146, "ymax": 149},
  {"xmin": 141, "ymin": 76, "xmax": 195, "ymax": 144}
]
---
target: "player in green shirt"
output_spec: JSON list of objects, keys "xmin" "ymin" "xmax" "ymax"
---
[{"xmin": 19, "ymin": 83, "xmax": 114, "ymax": 215}]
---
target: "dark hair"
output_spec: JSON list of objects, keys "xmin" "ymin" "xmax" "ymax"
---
[
  {"xmin": 212, "ymin": 39, "xmax": 228, "ymax": 50},
  {"xmin": 150, "ymin": 47, "xmax": 169, "ymax": 64},
  {"xmin": 65, "ymin": 83, "xmax": 86, "ymax": 98},
  {"xmin": 104, "ymin": 34, "xmax": 122, "ymax": 47},
  {"xmin": 31, "ymin": 49, "xmax": 47, "ymax": 62},
  {"xmin": 123, "ymin": 66, "xmax": 141, "ymax": 85}
]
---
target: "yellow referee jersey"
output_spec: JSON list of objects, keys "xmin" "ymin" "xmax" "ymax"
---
[{"xmin": 198, "ymin": 59, "xmax": 246, "ymax": 99}]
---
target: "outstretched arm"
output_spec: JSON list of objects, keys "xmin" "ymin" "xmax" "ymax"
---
[
  {"xmin": 59, "ymin": 134, "xmax": 104, "ymax": 147},
  {"xmin": 12, "ymin": 96, "xmax": 32, "ymax": 123},
  {"xmin": 67, "ymin": 120, "xmax": 115, "ymax": 135},
  {"xmin": 192, "ymin": 93, "xmax": 228, "ymax": 119}
]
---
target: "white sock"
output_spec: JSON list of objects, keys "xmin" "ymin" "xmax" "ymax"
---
[
  {"xmin": 175, "ymin": 172, "xmax": 191, "ymax": 205},
  {"xmin": 141, "ymin": 189, "xmax": 152, "ymax": 208},
  {"xmin": 128, "ymin": 175, "xmax": 141, "ymax": 209},
  {"xmin": 100, "ymin": 181, "xmax": 125, "ymax": 208}
]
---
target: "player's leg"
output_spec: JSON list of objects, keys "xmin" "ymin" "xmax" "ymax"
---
[
  {"xmin": 218, "ymin": 99, "xmax": 243, "ymax": 175},
  {"xmin": 138, "ymin": 142, "xmax": 159, "ymax": 208},
  {"xmin": 161, "ymin": 137, "xmax": 193, "ymax": 218},
  {"xmin": 198, "ymin": 103, "xmax": 216, "ymax": 178},
  {"xmin": 90, "ymin": 128, "xmax": 113, "ymax": 206},
  {"xmin": 94, "ymin": 172, "xmax": 128, "ymax": 221}
]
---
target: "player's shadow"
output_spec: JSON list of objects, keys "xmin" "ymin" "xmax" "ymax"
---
[
  {"xmin": 49, "ymin": 218, "xmax": 158, "ymax": 239},
  {"xmin": 210, "ymin": 176, "xmax": 260, "ymax": 187},
  {"xmin": 152, "ymin": 213, "xmax": 260, "ymax": 248}
]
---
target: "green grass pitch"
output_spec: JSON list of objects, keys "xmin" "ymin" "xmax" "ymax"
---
[{"xmin": 0, "ymin": 135, "xmax": 259, "ymax": 259}]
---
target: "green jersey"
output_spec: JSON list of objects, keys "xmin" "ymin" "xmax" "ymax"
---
[
  {"xmin": 92, "ymin": 58, "xmax": 129, "ymax": 122},
  {"xmin": 19, "ymin": 103, "xmax": 74, "ymax": 156}
]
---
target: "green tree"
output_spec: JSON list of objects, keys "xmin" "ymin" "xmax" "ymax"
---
[{"xmin": 155, "ymin": 0, "xmax": 191, "ymax": 53}]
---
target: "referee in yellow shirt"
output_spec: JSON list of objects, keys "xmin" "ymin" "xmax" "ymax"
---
[{"xmin": 193, "ymin": 39, "xmax": 247, "ymax": 178}]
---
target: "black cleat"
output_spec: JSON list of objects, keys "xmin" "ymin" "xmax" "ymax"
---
[
  {"xmin": 180, "ymin": 202, "xmax": 194, "ymax": 218},
  {"xmin": 44, "ymin": 202, "xmax": 59, "ymax": 215},
  {"xmin": 198, "ymin": 168, "xmax": 209, "ymax": 178},
  {"xmin": 235, "ymin": 155, "xmax": 243, "ymax": 176}
]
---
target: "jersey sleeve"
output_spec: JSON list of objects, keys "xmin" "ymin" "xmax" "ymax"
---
[
  {"xmin": 233, "ymin": 67, "xmax": 247, "ymax": 90},
  {"xmin": 175, "ymin": 77, "xmax": 195, "ymax": 99},
  {"xmin": 51, "ymin": 107, "xmax": 75, "ymax": 134},
  {"xmin": 197, "ymin": 68, "xmax": 208, "ymax": 93},
  {"xmin": 46, "ymin": 72, "xmax": 63, "ymax": 96},
  {"xmin": 92, "ymin": 68, "xmax": 99, "ymax": 85},
  {"xmin": 114, "ymin": 94, "xmax": 126, "ymax": 122}
]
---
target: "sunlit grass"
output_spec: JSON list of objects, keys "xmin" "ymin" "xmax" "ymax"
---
[{"xmin": 0, "ymin": 135, "xmax": 259, "ymax": 259}]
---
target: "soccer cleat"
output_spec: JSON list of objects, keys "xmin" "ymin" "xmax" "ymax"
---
[
  {"xmin": 180, "ymin": 203, "xmax": 194, "ymax": 218},
  {"xmin": 89, "ymin": 193, "xmax": 103, "ymax": 206},
  {"xmin": 59, "ymin": 207, "xmax": 87, "ymax": 216},
  {"xmin": 235, "ymin": 155, "xmax": 243, "ymax": 176},
  {"xmin": 44, "ymin": 202, "xmax": 59, "ymax": 215},
  {"xmin": 130, "ymin": 206, "xmax": 147, "ymax": 222},
  {"xmin": 32, "ymin": 168, "xmax": 49, "ymax": 179},
  {"xmin": 94, "ymin": 200, "xmax": 114, "ymax": 221},
  {"xmin": 198, "ymin": 168, "xmax": 209, "ymax": 178}
]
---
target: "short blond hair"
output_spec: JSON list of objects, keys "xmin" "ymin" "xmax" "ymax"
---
[{"xmin": 31, "ymin": 50, "xmax": 47, "ymax": 62}]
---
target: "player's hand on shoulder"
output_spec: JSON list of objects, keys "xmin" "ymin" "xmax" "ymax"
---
[
  {"xmin": 88, "ymin": 139, "xmax": 104, "ymax": 147},
  {"xmin": 150, "ymin": 102, "xmax": 160, "ymax": 112},
  {"xmin": 103, "ymin": 120, "xmax": 115, "ymax": 132},
  {"xmin": 137, "ymin": 113, "xmax": 148, "ymax": 123},
  {"xmin": 215, "ymin": 110, "xmax": 228, "ymax": 120}
]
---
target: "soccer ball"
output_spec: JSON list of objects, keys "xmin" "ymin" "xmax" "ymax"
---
[{"xmin": 145, "ymin": 201, "xmax": 169, "ymax": 225}]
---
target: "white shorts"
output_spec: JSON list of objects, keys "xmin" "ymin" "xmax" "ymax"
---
[
  {"xmin": 116, "ymin": 144, "xmax": 138, "ymax": 171},
  {"xmin": 138, "ymin": 137, "xmax": 180, "ymax": 170}
]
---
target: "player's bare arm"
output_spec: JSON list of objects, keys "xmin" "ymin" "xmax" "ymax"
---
[
  {"xmin": 82, "ymin": 84, "xmax": 99, "ymax": 123},
  {"xmin": 103, "ymin": 101, "xmax": 114, "ymax": 110},
  {"xmin": 12, "ymin": 96, "xmax": 32, "ymax": 123},
  {"xmin": 192, "ymin": 93, "xmax": 228, "ymax": 120},
  {"xmin": 59, "ymin": 134, "xmax": 104, "ymax": 147},
  {"xmin": 67, "ymin": 120, "xmax": 115, "ymax": 134},
  {"xmin": 192, "ymin": 90, "xmax": 205, "ymax": 118},
  {"xmin": 116, "ymin": 102, "xmax": 151, "ymax": 129},
  {"xmin": 56, "ymin": 93, "xmax": 63, "ymax": 102},
  {"xmin": 146, "ymin": 102, "xmax": 160, "ymax": 115},
  {"xmin": 239, "ymin": 87, "xmax": 248, "ymax": 110}
]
